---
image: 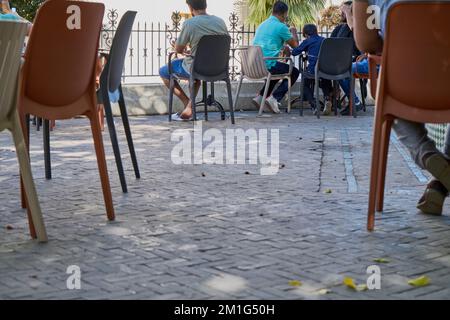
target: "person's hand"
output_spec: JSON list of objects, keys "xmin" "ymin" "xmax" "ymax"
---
[
  {"xmin": 289, "ymin": 26, "xmax": 297, "ymax": 34},
  {"xmin": 281, "ymin": 45, "xmax": 292, "ymax": 57}
]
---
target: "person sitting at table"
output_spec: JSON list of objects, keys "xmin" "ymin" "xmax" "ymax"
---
[
  {"xmin": 292, "ymin": 24, "xmax": 333, "ymax": 116},
  {"xmin": 158, "ymin": 0, "xmax": 229, "ymax": 121},
  {"xmin": 330, "ymin": 1, "xmax": 364, "ymax": 116},
  {"xmin": 251, "ymin": 1, "xmax": 300, "ymax": 114}
]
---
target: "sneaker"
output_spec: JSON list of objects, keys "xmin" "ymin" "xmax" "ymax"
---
[
  {"xmin": 265, "ymin": 96, "xmax": 281, "ymax": 114},
  {"xmin": 322, "ymin": 100, "xmax": 332, "ymax": 116}
]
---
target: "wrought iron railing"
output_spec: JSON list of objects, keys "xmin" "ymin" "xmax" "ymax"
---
[{"xmin": 100, "ymin": 10, "xmax": 332, "ymax": 82}]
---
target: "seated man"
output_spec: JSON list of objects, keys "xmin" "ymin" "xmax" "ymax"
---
[
  {"xmin": 354, "ymin": 0, "xmax": 450, "ymax": 216},
  {"xmin": 159, "ymin": 0, "xmax": 228, "ymax": 121},
  {"xmin": 292, "ymin": 24, "xmax": 333, "ymax": 115},
  {"xmin": 252, "ymin": 1, "xmax": 299, "ymax": 114},
  {"xmin": 331, "ymin": 1, "xmax": 364, "ymax": 115}
]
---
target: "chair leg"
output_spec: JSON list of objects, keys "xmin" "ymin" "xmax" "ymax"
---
[
  {"xmin": 376, "ymin": 119, "xmax": 393, "ymax": 212},
  {"xmin": 88, "ymin": 112, "xmax": 115, "ymax": 221},
  {"xmin": 233, "ymin": 75, "xmax": 243, "ymax": 112},
  {"xmin": 315, "ymin": 76, "xmax": 320, "ymax": 119},
  {"xmin": 43, "ymin": 119, "xmax": 51, "ymax": 180},
  {"xmin": 12, "ymin": 114, "xmax": 48, "ymax": 242},
  {"xmin": 20, "ymin": 114, "xmax": 30, "ymax": 210},
  {"xmin": 189, "ymin": 79, "xmax": 197, "ymax": 122},
  {"xmin": 103, "ymin": 93, "xmax": 128, "ymax": 193},
  {"xmin": 168, "ymin": 77, "xmax": 175, "ymax": 122},
  {"xmin": 203, "ymin": 81, "xmax": 208, "ymax": 121},
  {"xmin": 118, "ymin": 85, "xmax": 140, "ymax": 180},
  {"xmin": 360, "ymin": 79, "xmax": 367, "ymax": 112},
  {"xmin": 287, "ymin": 77, "xmax": 292, "ymax": 114},
  {"xmin": 260, "ymin": 75, "xmax": 271, "ymax": 116},
  {"xmin": 225, "ymin": 78, "xmax": 235, "ymax": 125},
  {"xmin": 299, "ymin": 75, "xmax": 305, "ymax": 117},
  {"xmin": 350, "ymin": 77, "xmax": 356, "ymax": 118},
  {"xmin": 368, "ymin": 114, "xmax": 384, "ymax": 231}
]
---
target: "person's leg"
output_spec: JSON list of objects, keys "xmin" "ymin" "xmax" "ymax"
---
[
  {"xmin": 303, "ymin": 78, "xmax": 316, "ymax": 108},
  {"xmin": 259, "ymin": 62, "xmax": 286, "ymax": 98},
  {"xmin": 272, "ymin": 66, "xmax": 300, "ymax": 102},
  {"xmin": 393, "ymin": 119, "xmax": 441, "ymax": 169},
  {"xmin": 394, "ymin": 120, "xmax": 450, "ymax": 215},
  {"xmin": 339, "ymin": 61, "xmax": 362, "ymax": 105},
  {"xmin": 160, "ymin": 59, "xmax": 200, "ymax": 119}
]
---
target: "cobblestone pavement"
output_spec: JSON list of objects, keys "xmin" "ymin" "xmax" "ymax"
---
[{"xmin": 1, "ymin": 110, "xmax": 450, "ymax": 300}]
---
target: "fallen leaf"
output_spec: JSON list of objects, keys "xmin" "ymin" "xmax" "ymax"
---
[
  {"xmin": 201, "ymin": 173, "xmax": 206, "ymax": 177},
  {"xmin": 324, "ymin": 189, "xmax": 332, "ymax": 194},
  {"xmin": 5, "ymin": 225, "xmax": 14, "ymax": 230},
  {"xmin": 343, "ymin": 277, "xmax": 367, "ymax": 291},
  {"xmin": 279, "ymin": 164, "xmax": 286, "ymax": 169},
  {"xmin": 288, "ymin": 280, "xmax": 302, "ymax": 287},
  {"xmin": 343, "ymin": 277, "xmax": 357, "ymax": 290},
  {"xmin": 373, "ymin": 258, "xmax": 390, "ymax": 264},
  {"xmin": 244, "ymin": 171, "xmax": 250, "ymax": 175},
  {"xmin": 408, "ymin": 276, "xmax": 430, "ymax": 287}
]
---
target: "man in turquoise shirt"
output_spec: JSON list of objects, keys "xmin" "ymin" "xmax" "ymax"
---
[{"xmin": 252, "ymin": 1, "xmax": 299, "ymax": 113}]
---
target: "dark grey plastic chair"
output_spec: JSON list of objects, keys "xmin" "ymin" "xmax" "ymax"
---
[
  {"xmin": 299, "ymin": 38, "xmax": 354, "ymax": 119},
  {"xmin": 42, "ymin": 11, "xmax": 140, "ymax": 194},
  {"xmin": 168, "ymin": 34, "xmax": 235, "ymax": 124},
  {"xmin": 97, "ymin": 11, "xmax": 140, "ymax": 193}
]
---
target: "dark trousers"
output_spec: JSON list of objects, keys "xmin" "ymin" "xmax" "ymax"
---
[
  {"xmin": 303, "ymin": 78, "xmax": 333, "ymax": 107},
  {"xmin": 259, "ymin": 62, "xmax": 300, "ymax": 102}
]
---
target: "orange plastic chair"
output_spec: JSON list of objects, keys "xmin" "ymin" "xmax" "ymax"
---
[
  {"xmin": 368, "ymin": 1, "xmax": 450, "ymax": 231},
  {"xmin": 18, "ymin": 0, "xmax": 115, "ymax": 222}
]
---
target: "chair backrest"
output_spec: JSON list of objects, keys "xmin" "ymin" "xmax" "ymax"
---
[
  {"xmin": 382, "ymin": 1, "xmax": 450, "ymax": 110},
  {"xmin": 0, "ymin": 21, "xmax": 28, "ymax": 125},
  {"xmin": 239, "ymin": 46, "xmax": 269, "ymax": 80},
  {"xmin": 317, "ymin": 38, "xmax": 353, "ymax": 79},
  {"xmin": 104, "ymin": 11, "xmax": 137, "ymax": 93},
  {"xmin": 191, "ymin": 35, "xmax": 231, "ymax": 81},
  {"xmin": 21, "ymin": 0, "xmax": 104, "ymax": 109}
]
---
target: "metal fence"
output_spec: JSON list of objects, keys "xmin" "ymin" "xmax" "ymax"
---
[{"xmin": 100, "ymin": 9, "xmax": 333, "ymax": 82}]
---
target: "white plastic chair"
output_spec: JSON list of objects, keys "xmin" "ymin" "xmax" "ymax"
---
[
  {"xmin": 0, "ymin": 20, "xmax": 47, "ymax": 242},
  {"xmin": 234, "ymin": 46, "xmax": 294, "ymax": 115}
]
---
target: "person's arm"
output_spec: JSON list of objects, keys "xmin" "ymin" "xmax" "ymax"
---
[
  {"xmin": 175, "ymin": 22, "xmax": 190, "ymax": 54},
  {"xmin": 291, "ymin": 38, "xmax": 309, "ymax": 56},
  {"xmin": 287, "ymin": 27, "xmax": 299, "ymax": 48},
  {"xmin": 353, "ymin": 0, "xmax": 383, "ymax": 54}
]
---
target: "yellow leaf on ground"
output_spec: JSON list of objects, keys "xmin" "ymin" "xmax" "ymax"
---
[
  {"xmin": 343, "ymin": 277, "xmax": 357, "ymax": 290},
  {"xmin": 373, "ymin": 258, "xmax": 390, "ymax": 263},
  {"xmin": 324, "ymin": 189, "xmax": 333, "ymax": 194},
  {"xmin": 288, "ymin": 280, "xmax": 302, "ymax": 287},
  {"xmin": 408, "ymin": 276, "xmax": 430, "ymax": 287}
]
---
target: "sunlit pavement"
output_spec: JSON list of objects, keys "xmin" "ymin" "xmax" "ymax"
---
[{"xmin": 1, "ymin": 110, "xmax": 450, "ymax": 299}]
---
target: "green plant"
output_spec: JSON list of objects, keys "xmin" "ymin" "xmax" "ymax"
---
[
  {"xmin": 246, "ymin": 0, "xmax": 326, "ymax": 27},
  {"xmin": 9, "ymin": 0, "xmax": 45, "ymax": 21}
]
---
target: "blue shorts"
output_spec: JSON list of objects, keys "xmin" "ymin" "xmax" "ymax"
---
[{"xmin": 159, "ymin": 59, "xmax": 190, "ymax": 80}]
